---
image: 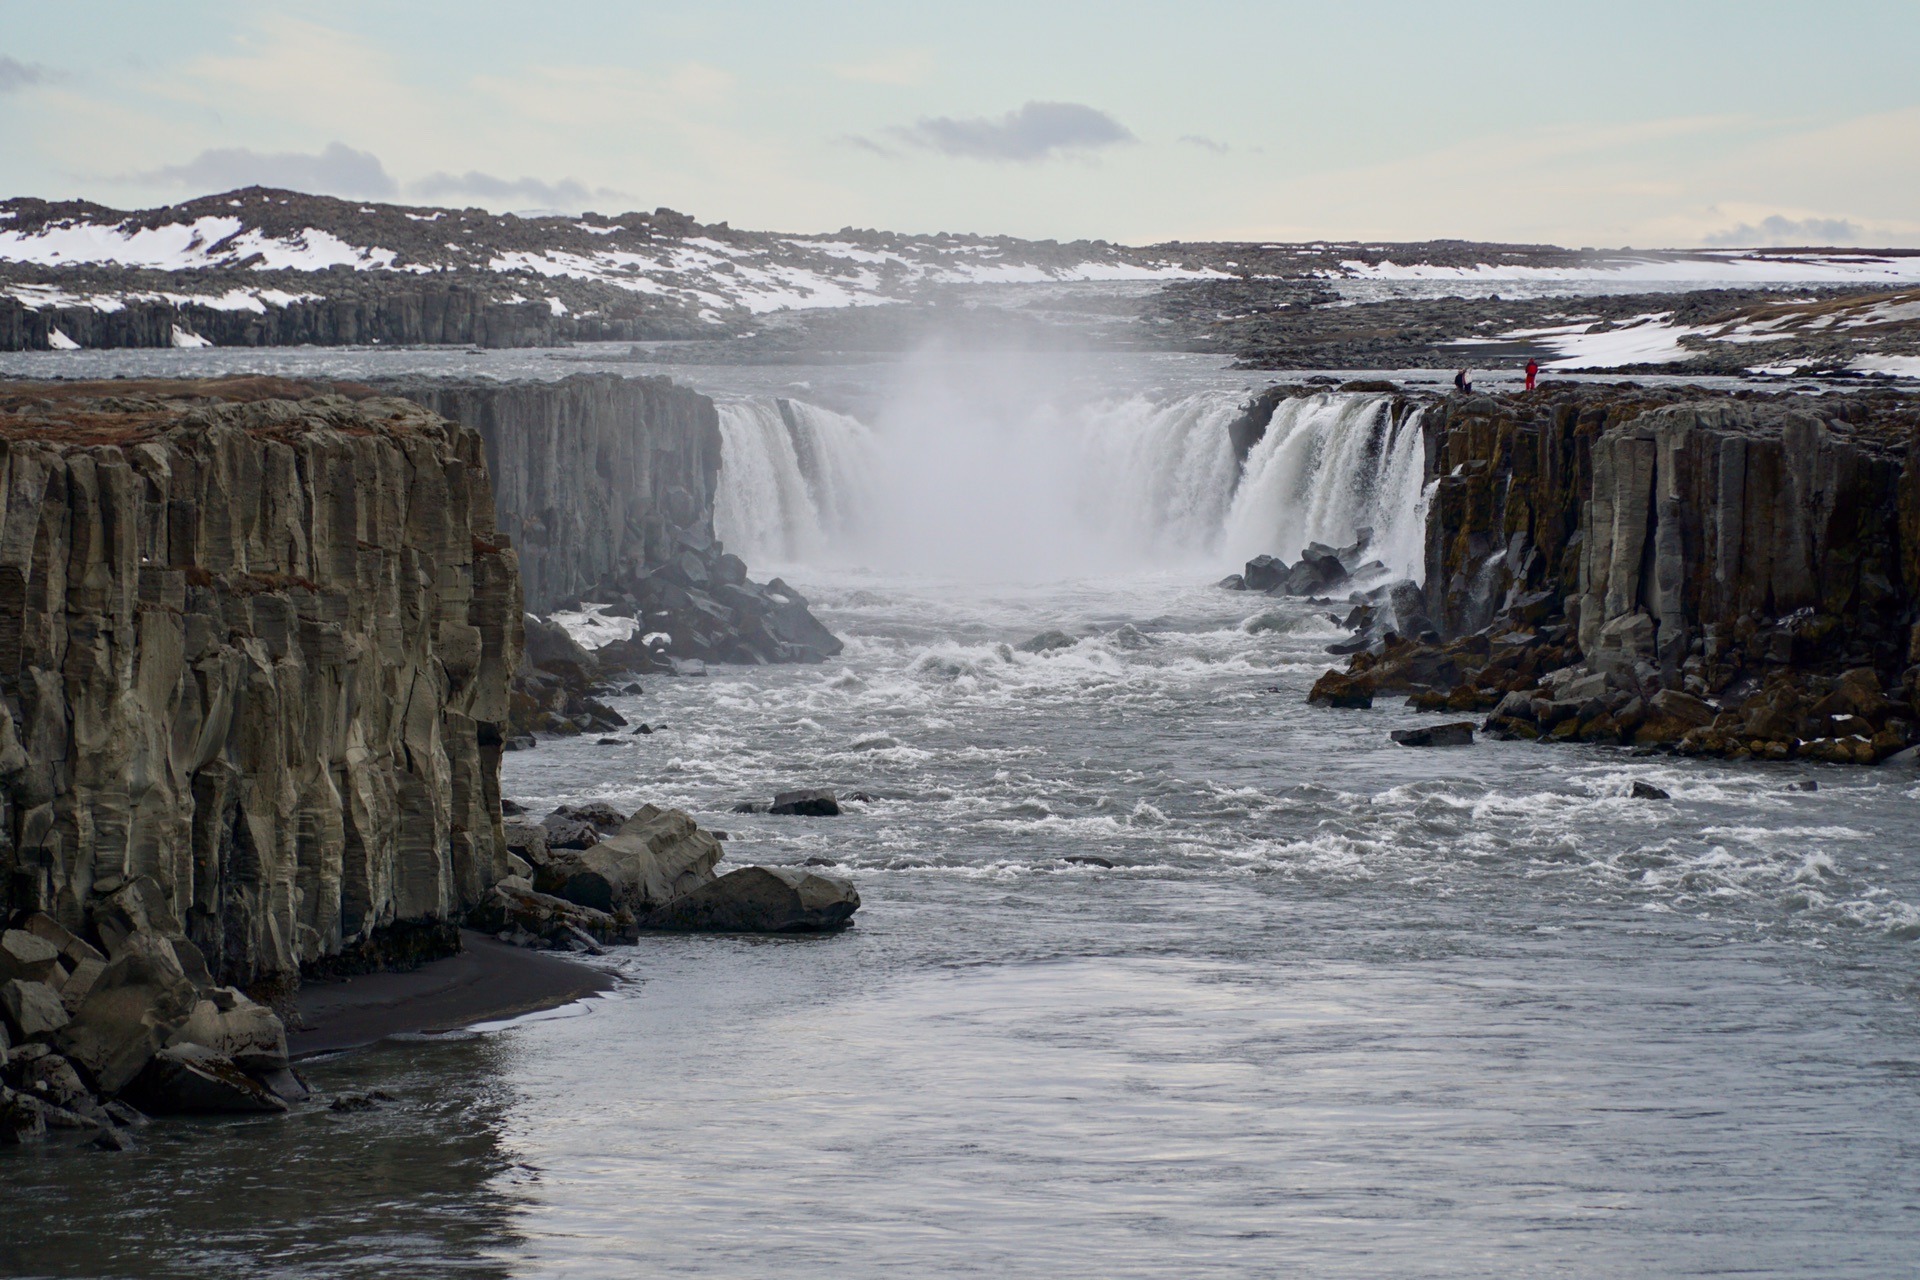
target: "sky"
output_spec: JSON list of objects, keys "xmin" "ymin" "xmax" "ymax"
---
[{"xmin": 4, "ymin": 0, "xmax": 1918, "ymax": 248}]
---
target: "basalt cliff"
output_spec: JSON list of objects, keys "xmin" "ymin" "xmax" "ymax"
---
[
  {"xmin": 0, "ymin": 379, "xmax": 522, "ymax": 988},
  {"xmin": 1237, "ymin": 383, "xmax": 1920, "ymax": 762},
  {"xmin": 0, "ymin": 372, "xmax": 854, "ymax": 1139}
]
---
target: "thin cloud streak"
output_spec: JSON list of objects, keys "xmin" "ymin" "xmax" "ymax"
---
[{"xmin": 887, "ymin": 101, "xmax": 1136, "ymax": 163}]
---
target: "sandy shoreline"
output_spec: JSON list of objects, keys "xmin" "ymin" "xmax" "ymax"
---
[{"xmin": 289, "ymin": 929, "xmax": 617, "ymax": 1058}]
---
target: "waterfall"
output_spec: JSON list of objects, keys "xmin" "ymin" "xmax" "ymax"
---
[
  {"xmin": 1073, "ymin": 391, "xmax": 1246, "ymax": 558},
  {"xmin": 1219, "ymin": 394, "xmax": 1429, "ymax": 581},
  {"xmin": 713, "ymin": 387, "xmax": 1428, "ymax": 581},
  {"xmin": 714, "ymin": 398, "xmax": 878, "ymax": 562}
]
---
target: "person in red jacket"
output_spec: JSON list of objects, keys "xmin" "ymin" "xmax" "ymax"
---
[{"xmin": 1525, "ymin": 359, "xmax": 1539, "ymax": 391}]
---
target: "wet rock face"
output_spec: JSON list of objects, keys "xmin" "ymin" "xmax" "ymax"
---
[{"xmin": 0, "ymin": 385, "xmax": 521, "ymax": 988}]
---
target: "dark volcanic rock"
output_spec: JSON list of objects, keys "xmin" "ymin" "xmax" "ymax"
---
[
  {"xmin": 640, "ymin": 866, "xmax": 861, "ymax": 933},
  {"xmin": 1391, "ymin": 722, "xmax": 1476, "ymax": 747},
  {"xmin": 1297, "ymin": 383, "xmax": 1920, "ymax": 767},
  {"xmin": 769, "ymin": 789, "xmax": 842, "ymax": 817},
  {"xmin": 0, "ymin": 382, "xmax": 520, "ymax": 989}
]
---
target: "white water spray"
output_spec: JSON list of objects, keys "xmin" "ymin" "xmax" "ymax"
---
[
  {"xmin": 714, "ymin": 379, "xmax": 1428, "ymax": 582},
  {"xmin": 713, "ymin": 398, "xmax": 877, "ymax": 561},
  {"xmin": 1220, "ymin": 394, "xmax": 1430, "ymax": 580}
]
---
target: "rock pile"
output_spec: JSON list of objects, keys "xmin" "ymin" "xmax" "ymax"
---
[
  {"xmin": 480, "ymin": 802, "xmax": 860, "ymax": 944},
  {"xmin": 1221, "ymin": 530, "xmax": 1390, "ymax": 600},
  {"xmin": 3, "ymin": 884, "xmax": 307, "ymax": 1146}
]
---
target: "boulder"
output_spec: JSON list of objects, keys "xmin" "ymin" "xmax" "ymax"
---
[
  {"xmin": 123, "ymin": 1044, "xmax": 288, "ymax": 1115},
  {"xmin": 552, "ymin": 801, "xmax": 630, "ymax": 831},
  {"xmin": 469, "ymin": 876, "xmax": 619, "ymax": 946},
  {"xmin": 1391, "ymin": 722, "xmax": 1475, "ymax": 747},
  {"xmin": 1308, "ymin": 670, "xmax": 1374, "ymax": 709},
  {"xmin": 1630, "ymin": 780, "xmax": 1671, "ymax": 800},
  {"xmin": 641, "ymin": 866, "xmax": 861, "ymax": 933},
  {"xmin": 0, "ymin": 930, "xmax": 63, "ymax": 985},
  {"xmin": 542, "ymin": 815, "xmax": 601, "ymax": 851},
  {"xmin": 1241, "ymin": 555, "xmax": 1288, "ymax": 592},
  {"xmin": 166, "ymin": 991, "xmax": 289, "ymax": 1072},
  {"xmin": 20, "ymin": 913, "xmax": 106, "ymax": 969},
  {"xmin": 523, "ymin": 615, "xmax": 599, "ymax": 678},
  {"xmin": 1017, "ymin": 630, "xmax": 1078, "ymax": 654},
  {"xmin": 55, "ymin": 929, "xmax": 200, "ymax": 1094},
  {"xmin": 766, "ymin": 598, "xmax": 845, "ymax": 660},
  {"xmin": 769, "ymin": 788, "xmax": 841, "ymax": 817},
  {"xmin": 503, "ymin": 820, "xmax": 552, "ymax": 867},
  {"xmin": 533, "ymin": 805, "xmax": 723, "ymax": 913},
  {"xmin": 2, "ymin": 979, "xmax": 70, "ymax": 1041}
]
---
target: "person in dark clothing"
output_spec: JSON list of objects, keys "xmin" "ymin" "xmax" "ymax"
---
[
  {"xmin": 1453, "ymin": 369, "xmax": 1471, "ymax": 393},
  {"xmin": 1525, "ymin": 359, "xmax": 1539, "ymax": 391}
]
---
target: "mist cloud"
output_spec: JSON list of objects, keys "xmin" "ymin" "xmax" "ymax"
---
[
  {"xmin": 1704, "ymin": 214, "xmax": 1863, "ymax": 247},
  {"xmin": 144, "ymin": 141, "xmax": 398, "ymax": 198},
  {"xmin": 886, "ymin": 101, "xmax": 1136, "ymax": 162}
]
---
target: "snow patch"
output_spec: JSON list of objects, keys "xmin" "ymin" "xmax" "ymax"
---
[{"xmin": 1852, "ymin": 354, "xmax": 1920, "ymax": 379}]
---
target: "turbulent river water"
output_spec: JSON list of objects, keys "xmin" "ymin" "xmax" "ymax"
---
[{"xmin": 5, "ymin": 343, "xmax": 1920, "ymax": 1278}]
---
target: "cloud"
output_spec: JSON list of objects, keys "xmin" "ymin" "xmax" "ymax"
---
[
  {"xmin": 1179, "ymin": 134, "xmax": 1231, "ymax": 154},
  {"xmin": 888, "ymin": 101, "xmax": 1137, "ymax": 162},
  {"xmin": 1702, "ymin": 213, "xmax": 1862, "ymax": 247},
  {"xmin": 833, "ymin": 49, "xmax": 933, "ymax": 86},
  {"xmin": 410, "ymin": 170, "xmax": 617, "ymax": 210},
  {"xmin": 0, "ymin": 56, "xmax": 51, "ymax": 93},
  {"xmin": 142, "ymin": 141, "xmax": 398, "ymax": 197}
]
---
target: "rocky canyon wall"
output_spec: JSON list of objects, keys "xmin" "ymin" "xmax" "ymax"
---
[
  {"xmin": 379, "ymin": 374, "xmax": 721, "ymax": 615},
  {"xmin": 1421, "ymin": 386, "xmax": 1920, "ymax": 682},
  {"xmin": 0, "ymin": 379, "xmax": 521, "ymax": 991}
]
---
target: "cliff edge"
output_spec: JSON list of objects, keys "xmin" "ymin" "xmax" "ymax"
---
[{"xmin": 0, "ymin": 378, "xmax": 522, "ymax": 992}]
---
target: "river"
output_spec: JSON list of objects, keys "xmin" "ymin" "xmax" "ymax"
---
[{"xmin": 3, "ymin": 341, "xmax": 1917, "ymax": 1278}]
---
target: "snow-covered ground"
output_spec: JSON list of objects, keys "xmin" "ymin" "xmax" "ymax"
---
[
  {"xmin": 1448, "ymin": 288, "xmax": 1920, "ymax": 377},
  {"xmin": 1337, "ymin": 252, "xmax": 1920, "ymax": 287}
]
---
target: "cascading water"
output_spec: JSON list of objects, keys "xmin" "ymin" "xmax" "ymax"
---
[
  {"xmin": 713, "ymin": 397, "xmax": 878, "ymax": 562},
  {"xmin": 1219, "ymin": 393, "xmax": 1430, "ymax": 580},
  {"xmin": 714, "ymin": 385, "xmax": 1428, "ymax": 581}
]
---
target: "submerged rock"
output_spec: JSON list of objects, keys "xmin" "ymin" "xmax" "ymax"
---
[
  {"xmin": 124, "ymin": 1044, "xmax": 288, "ymax": 1115},
  {"xmin": 769, "ymin": 789, "xmax": 841, "ymax": 817},
  {"xmin": 1390, "ymin": 722, "xmax": 1475, "ymax": 747},
  {"xmin": 1017, "ymin": 630, "xmax": 1079, "ymax": 654},
  {"xmin": 641, "ymin": 866, "xmax": 861, "ymax": 933}
]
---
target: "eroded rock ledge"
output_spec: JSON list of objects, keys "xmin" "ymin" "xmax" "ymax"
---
[{"xmin": 1297, "ymin": 383, "xmax": 1920, "ymax": 762}]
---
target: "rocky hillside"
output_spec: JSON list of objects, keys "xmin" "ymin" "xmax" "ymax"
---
[
  {"xmin": 0, "ymin": 379, "xmax": 521, "ymax": 991},
  {"xmin": 6, "ymin": 185, "xmax": 1919, "ymax": 362},
  {"xmin": 0, "ymin": 187, "xmax": 1222, "ymax": 351}
]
